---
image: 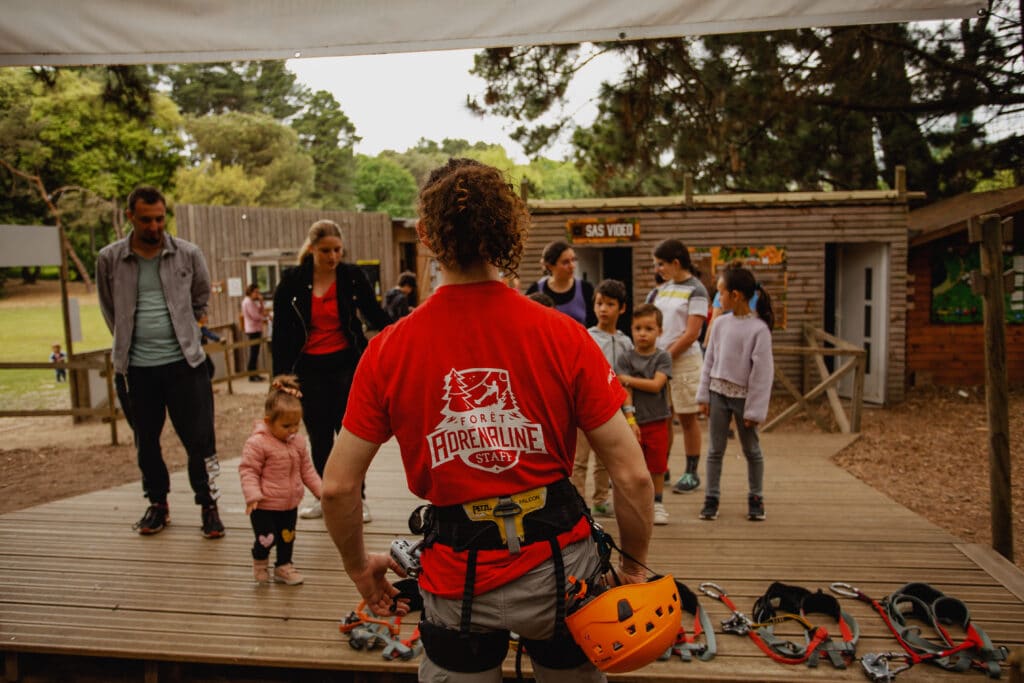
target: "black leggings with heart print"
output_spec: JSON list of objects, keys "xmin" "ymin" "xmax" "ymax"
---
[{"xmin": 249, "ymin": 508, "xmax": 298, "ymax": 566}]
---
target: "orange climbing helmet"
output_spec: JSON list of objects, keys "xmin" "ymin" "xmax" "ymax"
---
[{"xmin": 565, "ymin": 574, "xmax": 680, "ymax": 673}]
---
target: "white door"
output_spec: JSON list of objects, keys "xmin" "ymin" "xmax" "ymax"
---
[{"xmin": 835, "ymin": 243, "xmax": 888, "ymax": 404}]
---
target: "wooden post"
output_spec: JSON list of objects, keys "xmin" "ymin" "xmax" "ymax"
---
[
  {"xmin": 104, "ymin": 350, "xmax": 118, "ymax": 446},
  {"xmin": 850, "ymin": 352, "xmax": 865, "ymax": 432},
  {"xmin": 972, "ymin": 213, "xmax": 1013, "ymax": 562},
  {"xmin": 683, "ymin": 173, "xmax": 694, "ymax": 206},
  {"xmin": 225, "ymin": 337, "xmax": 235, "ymax": 396},
  {"xmin": 894, "ymin": 165, "xmax": 907, "ymax": 198}
]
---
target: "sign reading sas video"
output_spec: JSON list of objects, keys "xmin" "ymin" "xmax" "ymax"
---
[{"xmin": 566, "ymin": 218, "xmax": 640, "ymax": 244}]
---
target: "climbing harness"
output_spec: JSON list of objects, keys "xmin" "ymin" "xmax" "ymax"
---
[
  {"xmin": 752, "ymin": 581, "xmax": 859, "ymax": 668},
  {"xmin": 831, "ymin": 581, "xmax": 1008, "ymax": 681},
  {"xmin": 339, "ymin": 602, "xmax": 422, "ymax": 661},
  {"xmin": 699, "ymin": 581, "xmax": 856, "ymax": 668},
  {"xmin": 338, "ymin": 578, "xmax": 425, "ymax": 661},
  {"xmin": 659, "ymin": 580, "xmax": 718, "ymax": 663}
]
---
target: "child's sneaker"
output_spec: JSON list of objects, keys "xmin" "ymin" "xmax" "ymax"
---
[
  {"xmin": 747, "ymin": 494, "xmax": 765, "ymax": 521},
  {"xmin": 592, "ymin": 502, "xmax": 614, "ymax": 518},
  {"xmin": 133, "ymin": 502, "xmax": 169, "ymax": 535},
  {"xmin": 273, "ymin": 563, "xmax": 304, "ymax": 585},
  {"xmin": 672, "ymin": 472, "xmax": 700, "ymax": 493},
  {"xmin": 653, "ymin": 502, "xmax": 669, "ymax": 526},
  {"xmin": 699, "ymin": 497, "xmax": 719, "ymax": 520},
  {"xmin": 253, "ymin": 559, "xmax": 270, "ymax": 584}
]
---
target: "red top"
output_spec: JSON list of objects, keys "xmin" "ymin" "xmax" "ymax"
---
[
  {"xmin": 304, "ymin": 281, "xmax": 349, "ymax": 355},
  {"xmin": 343, "ymin": 280, "xmax": 626, "ymax": 597}
]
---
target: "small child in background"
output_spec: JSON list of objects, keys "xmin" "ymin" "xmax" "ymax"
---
[
  {"xmin": 49, "ymin": 343, "xmax": 66, "ymax": 382},
  {"xmin": 239, "ymin": 375, "xmax": 322, "ymax": 585},
  {"xmin": 572, "ymin": 279, "xmax": 634, "ymax": 517},
  {"xmin": 617, "ymin": 304, "xmax": 673, "ymax": 525},
  {"xmin": 696, "ymin": 263, "xmax": 774, "ymax": 522},
  {"xmin": 526, "ymin": 291, "xmax": 555, "ymax": 308}
]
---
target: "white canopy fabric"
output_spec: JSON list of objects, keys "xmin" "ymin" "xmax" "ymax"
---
[{"xmin": 1, "ymin": 0, "xmax": 986, "ymax": 67}]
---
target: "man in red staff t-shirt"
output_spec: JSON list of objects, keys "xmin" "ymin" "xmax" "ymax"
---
[{"xmin": 321, "ymin": 160, "xmax": 653, "ymax": 682}]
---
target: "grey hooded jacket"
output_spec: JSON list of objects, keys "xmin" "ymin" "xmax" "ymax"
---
[{"xmin": 97, "ymin": 231, "xmax": 210, "ymax": 374}]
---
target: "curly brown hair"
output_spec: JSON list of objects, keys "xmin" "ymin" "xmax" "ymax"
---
[{"xmin": 418, "ymin": 159, "xmax": 529, "ymax": 278}]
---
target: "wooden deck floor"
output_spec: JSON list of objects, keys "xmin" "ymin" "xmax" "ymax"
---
[{"xmin": 2, "ymin": 431, "xmax": 1023, "ymax": 682}]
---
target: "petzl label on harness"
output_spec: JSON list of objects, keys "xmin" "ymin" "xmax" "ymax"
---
[{"xmin": 462, "ymin": 486, "xmax": 547, "ymax": 554}]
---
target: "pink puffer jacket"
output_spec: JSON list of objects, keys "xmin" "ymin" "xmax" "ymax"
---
[{"xmin": 239, "ymin": 421, "xmax": 322, "ymax": 511}]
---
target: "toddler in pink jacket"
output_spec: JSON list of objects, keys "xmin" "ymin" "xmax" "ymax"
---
[{"xmin": 239, "ymin": 375, "xmax": 322, "ymax": 585}]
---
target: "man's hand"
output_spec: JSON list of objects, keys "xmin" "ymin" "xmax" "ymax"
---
[
  {"xmin": 699, "ymin": 403, "xmax": 710, "ymax": 418},
  {"xmin": 349, "ymin": 551, "xmax": 410, "ymax": 616},
  {"xmin": 630, "ymin": 423, "xmax": 642, "ymax": 442},
  {"xmin": 744, "ymin": 418, "xmax": 758, "ymax": 428}
]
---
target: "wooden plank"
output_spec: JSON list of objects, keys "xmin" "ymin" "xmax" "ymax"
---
[
  {"xmin": 957, "ymin": 544, "xmax": 1024, "ymax": 603},
  {"xmin": 2, "ymin": 430, "xmax": 1021, "ymax": 682}
]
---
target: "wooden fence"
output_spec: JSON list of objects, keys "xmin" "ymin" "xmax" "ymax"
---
[
  {"xmin": 764, "ymin": 324, "xmax": 866, "ymax": 433},
  {"xmin": 0, "ymin": 334, "xmax": 272, "ymax": 446}
]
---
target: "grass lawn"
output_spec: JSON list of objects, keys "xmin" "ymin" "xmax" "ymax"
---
[{"xmin": 0, "ymin": 300, "xmax": 112, "ymax": 409}]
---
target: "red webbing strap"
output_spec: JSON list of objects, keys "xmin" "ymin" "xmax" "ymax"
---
[{"xmin": 748, "ymin": 625, "xmax": 830, "ymax": 666}]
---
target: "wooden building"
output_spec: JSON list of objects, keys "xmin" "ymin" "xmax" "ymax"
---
[
  {"xmin": 906, "ymin": 186, "xmax": 1024, "ymax": 387},
  {"xmin": 175, "ymin": 204, "xmax": 394, "ymax": 330},
  {"xmin": 520, "ymin": 188, "xmax": 912, "ymax": 404}
]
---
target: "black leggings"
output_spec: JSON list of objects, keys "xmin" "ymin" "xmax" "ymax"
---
[
  {"xmin": 296, "ymin": 350, "xmax": 356, "ymax": 476},
  {"xmin": 250, "ymin": 508, "xmax": 298, "ymax": 565}
]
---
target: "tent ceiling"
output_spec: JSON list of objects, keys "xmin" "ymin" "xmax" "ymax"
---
[{"xmin": 1, "ymin": 0, "xmax": 986, "ymax": 67}]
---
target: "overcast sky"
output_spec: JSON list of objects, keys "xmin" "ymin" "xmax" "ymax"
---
[{"xmin": 286, "ymin": 48, "xmax": 620, "ymax": 163}]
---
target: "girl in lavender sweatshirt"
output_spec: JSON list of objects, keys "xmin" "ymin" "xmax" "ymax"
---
[{"xmin": 696, "ymin": 264, "xmax": 775, "ymax": 522}]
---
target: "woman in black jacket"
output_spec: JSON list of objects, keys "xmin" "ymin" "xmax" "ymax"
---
[{"xmin": 272, "ymin": 219, "xmax": 391, "ymax": 521}]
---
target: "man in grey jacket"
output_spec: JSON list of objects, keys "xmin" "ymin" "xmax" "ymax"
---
[{"xmin": 97, "ymin": 186, "xmax": 224, "ymax": 538}]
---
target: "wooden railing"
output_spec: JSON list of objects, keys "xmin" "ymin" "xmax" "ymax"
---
[
  {"xmin": 763, "ymin": 324, "xmax": 866, "ymax": 434},
  {"xmin": 0, "ymin": 352, "xmax": 121, "ymax": 444},
  {"xmin": 0, "ymin": 333, "xmax": 273, "ymax": 446}
]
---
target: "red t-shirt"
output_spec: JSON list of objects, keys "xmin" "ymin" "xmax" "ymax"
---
[
  {"xmin": 304, "ymin": 281, "xmax": 349, "ymax": 355},
  {"xmin": 343, "ymin": 280, "xmax": 626, "ymax": 597}
]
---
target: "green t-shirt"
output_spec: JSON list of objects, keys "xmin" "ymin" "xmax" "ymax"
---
[{"xmin": 129, "ymin": 255, "xmax": 185, "ymax": 367}]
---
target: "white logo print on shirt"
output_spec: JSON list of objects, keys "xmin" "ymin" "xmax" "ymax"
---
[{"xmin": 427, "ymin": 368, "xmax": 547, "ymax": 474}]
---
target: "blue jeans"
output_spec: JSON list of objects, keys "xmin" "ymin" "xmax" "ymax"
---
[
  {"xmin": 116, "ymin": 359, "xmax": 219, "ymax": 506},
  {"xmin": 705, "ymin": 391, "xmax": 764, "ymax": 499}
]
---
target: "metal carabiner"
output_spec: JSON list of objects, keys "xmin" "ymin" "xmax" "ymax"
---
[
  {"xmin": 698, "ymin": 582, "xmax": 727, "ymax": 600},
  {"xmin": 830, "ymin": 582, "xmax": 860, "ymax": 599},
  {"xmin": 860, "ymin": 652, "xmax": 912, "ymax": 682}
]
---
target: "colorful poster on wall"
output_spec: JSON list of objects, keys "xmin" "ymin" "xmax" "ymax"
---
[
  {"xmin": 930, "ymin": 243, "xmax": 1024, "ymax": 324},
  {"xmin": 690, "ymin": 246, "xmax": 788, "ymax": 329}
]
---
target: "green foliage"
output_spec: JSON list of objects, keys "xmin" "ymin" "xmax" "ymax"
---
[
  {"xmin": 382, "ymin": 138, "xmax": 592, "ymax": 200},
  {"xmin": 0, "ymin": 67, "xmax": 184, "ymax": 277},
  {"xmin": 291, "ymin": 90, "xmax": 359, "ymax": 209},
  {"xmin": 353, "ymin": 155, "xmax": 418, "ymax": 216},
  {"xmin": 183, "ymin": 112, "xmax": 315, "ymax": 207},
  {"xmin": 155, "ymin": 61, "xmax": 309, "ymax": 119},
  {"xmin": 174, "ymin": 161, "xmax": 265, "ymax": 206},
  {"xmin": 469, "ymin": 3, "xmax": 1023, "ymax": 198}
]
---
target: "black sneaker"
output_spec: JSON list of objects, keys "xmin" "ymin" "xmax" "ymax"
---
[
  {"xmin": 699, "ymin": 497, "xmax": 719, "ymax": 520},
  {"xmin": 201, "ymin": 504, "xmax": 225, "ymax": 539},
  {"xmin": 663, "ymin": 469, "xmax": 671, "ymax": 483},
  {"xmin": 748, "ymin": 494, "xmax": 765, "ymax": 521},
  {"xmin": 133, "ymin": 503, "xmax": 169, "ymax": 535}
]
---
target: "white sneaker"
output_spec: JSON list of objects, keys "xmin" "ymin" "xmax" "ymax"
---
[
  {"xmin": 299, "ymin": 500, "xmax": 322, "ymax": 519},
  {"xmin": 362, "ymin": 500, "xmax": 372, "ymax": 524},
  {"xmin": 653, "ymin": 502, "xmax": 669, "ymax": 526}
]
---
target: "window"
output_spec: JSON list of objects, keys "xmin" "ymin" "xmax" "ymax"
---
[{"xmin": 247, "ymin": 261, "xmax": 279, "ymax": 297}]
